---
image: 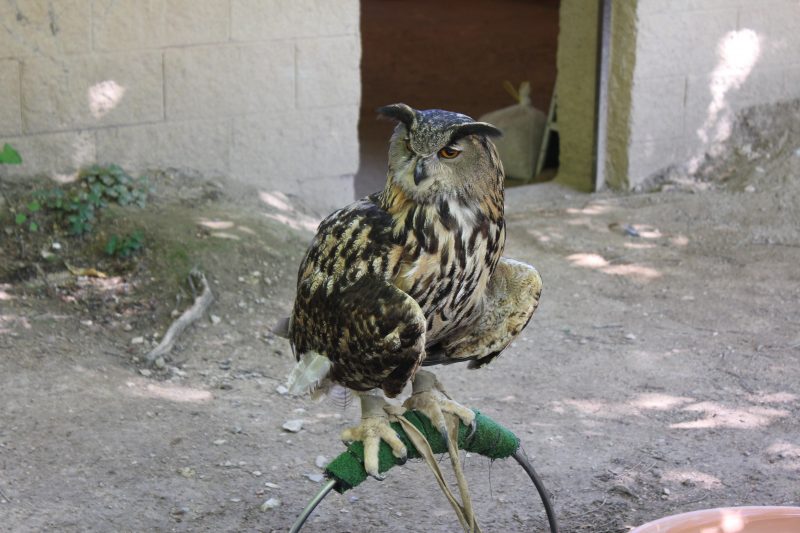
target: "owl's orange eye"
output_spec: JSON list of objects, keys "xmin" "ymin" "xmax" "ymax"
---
[{"xmin": 438, "ymin": 146, "xmax": 461, "ymax": 159}]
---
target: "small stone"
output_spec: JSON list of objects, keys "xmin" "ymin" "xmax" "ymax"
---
[
  {"xmin": 260, "ymin": 497, "xmax": 280, "ymax": 511},
  {"xmin": 139, "ymin": 369, "xmax": 152, "ymax": 377},
  {"xmin": 252, "ymin": 470, "xmax": 263, "ymax": 477},
  {"xmin": 123, "ymin": 324, "xmax": 134, "ymax": 331},
  {"xmin": 81, "ymin": 320, "xmax": 93, "ymax": 326},
  {"xmin": 624, "ymin": 333, "xmax": 637, "ymax": 340},
  {"xmin": 170, "ymin": 506, "xmax": 189, "ymax": 519},
  {"xmin": 662, "ymin": 487, "xmax": 671, "ymax": 495},
  {"xmin": 315, "ymin": 455, "xmax": 327, "ymax": 469},
  {"xmin": 276, "ymin": 385, "xmax": 288, "ymax": 395},
  {"xmin": 229, "ymin": 497, "xmax": 241, "ymax": 503},
  {"xmin": 213, "ymin": 439, "xmax": 227, "ymax": 446},
  {"xmin": 154, "ymin": 357, "xmax": 166, "ymax": 369},
  {"xmin": 744, "ymin": 185, "xmax": 756, "ymax": 193},
  {"xmin": 305, "ymin": 473, "xmax": 324, "ymax": 483},
  {"xmin": 282, "ymin": 419, "xmax": 304, "ymax": 433},
  {"xmin": 51, "ymin": 242, "xmax": 62, "ymax": 250},
  {"xmin": 264, "ymin": 482, "xmax": 279, "ymax": 489},
  {"xmin": 210, "ymin": 314, "xmax": 221, "ymax": 325},
  {"xmin": 177, "ymin": 467, "xmax": 196, "ymax": 479},
  {"xmin": 131, "ymin": 336, "xmax": 145, "ymax": 345}
]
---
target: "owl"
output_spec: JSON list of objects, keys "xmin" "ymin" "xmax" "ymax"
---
[{"xmin": 285, "ymin": 104, "xmax": 542, "ymax": 478}]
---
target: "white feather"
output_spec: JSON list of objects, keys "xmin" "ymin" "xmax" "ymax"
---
[{"xmin": 286, "ymin": 351, "xmax": 332, "ymax": 396}]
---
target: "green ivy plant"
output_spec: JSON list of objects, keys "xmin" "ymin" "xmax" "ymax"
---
[
  {"xmin": 105, "ymin": 230, "xmax": 144, "ymax": 259},
  {"xmin": 22, "ymin": 164, "xmax": 151, "ymax": 236},
  {"xmin": 0, "ymin": 143, "xmax": 22, "ymax": 165},
  {"xmin": 14, "ymin": 200, "xmax": 42, "ymax": 232}
]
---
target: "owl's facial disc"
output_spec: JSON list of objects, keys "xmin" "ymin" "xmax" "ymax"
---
[{"xmin": 411, "ymin": 141, "xmax": 464, "ymax": 185}]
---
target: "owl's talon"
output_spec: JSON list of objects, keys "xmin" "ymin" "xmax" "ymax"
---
[
  {"xmin": 467, "ymin": 419, "xmax": 477, "ymax": 440},
  {"xmin": 404, "ymin": 370, "xmax": 475, "ymax": 449},
  {"xmin": 342, "ymin": 392, "xmax": 409, "ymax": 479},
  {"xmin": 440, "ymin": 425, "xmax": 451, "ymax": 449}
]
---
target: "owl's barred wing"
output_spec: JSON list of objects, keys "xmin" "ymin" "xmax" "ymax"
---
[
  {"xmin": 291, "ymin": 275, "xmax": 426, "ymax": 397},
  {"xmin": 424, "ymin": 257, "xmax": 542, "ymax": 368}
]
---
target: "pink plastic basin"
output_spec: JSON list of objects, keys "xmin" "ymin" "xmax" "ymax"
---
[{"xmin": 630, "ymin": 506, "xmax": 800, "ymax": 533}]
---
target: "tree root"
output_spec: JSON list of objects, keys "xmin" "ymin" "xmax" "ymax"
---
[{"xmin": 146, "ymin": 268, "xmax": 213, "ymax": 367}]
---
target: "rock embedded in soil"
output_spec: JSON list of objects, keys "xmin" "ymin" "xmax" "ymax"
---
[
  {"xmin": 282, "ymin": 419, "xmax": 304, "ymax": 432},
  {"xmin": 260, "ymin": 497, "xmax": 281, "ymax": 511}
]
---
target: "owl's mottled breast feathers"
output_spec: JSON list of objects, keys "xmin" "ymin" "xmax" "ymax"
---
[{"xmin": 289, "ymin": 105, "xmax": 510, "ymax": 396}]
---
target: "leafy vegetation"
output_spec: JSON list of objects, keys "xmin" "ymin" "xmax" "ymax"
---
[
  {"xmin": 105, "ymin": 230, "xmax": 144, "ymax": 258},
  {"xmin": 0, "ymin": 143, "xmax": 22, "ymax": 165},
  {"xmin": 13, "ymin": 164, "xmax": 150, "ymax": 237}
]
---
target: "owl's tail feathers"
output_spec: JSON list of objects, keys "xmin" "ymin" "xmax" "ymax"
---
[{"xmin": 286, "ymin": 351, "xmax": 333, "ymax": 399}]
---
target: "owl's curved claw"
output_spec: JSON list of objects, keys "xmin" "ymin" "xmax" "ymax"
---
[
  {"xmin": 403, "ymin": 370, "xmax": 475, "ymax": 450},
  {"xmin": 341, "ymin": 392, "xmax": 408, "ymax": 479},
  {"xmin": 467, "ymin": 418, "xmax": 477, "ymax": 440}
]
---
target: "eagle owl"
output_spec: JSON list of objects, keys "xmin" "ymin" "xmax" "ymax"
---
[{"xmin": 286, "ymin": 104, "xmax": 542, "ymax": 478}]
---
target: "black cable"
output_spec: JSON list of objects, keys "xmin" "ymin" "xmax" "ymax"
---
[
  {"xmin": 512, "ymin": 447, "xmax": 559, "ymax": 533},
  {"xmin": 290, "ymin": 448, "xmax": 559, "ymax": 533}
]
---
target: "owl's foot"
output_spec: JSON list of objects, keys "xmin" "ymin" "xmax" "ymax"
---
[
  {"xmin": 340, "ymin": 390, "xmax": 407, "ymax": 480},
  {"xmin": 402, "ymin": 370, "xmax": 476, "ymax": 447}
]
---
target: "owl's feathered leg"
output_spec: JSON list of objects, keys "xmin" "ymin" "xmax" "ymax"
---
[
  {"xmin": 401, "ymin": 370, "xmax": 476, "ymax": 444},
  {"xmin": 340, "ymin": 389, "xmax": 407, "ymax": 480}
]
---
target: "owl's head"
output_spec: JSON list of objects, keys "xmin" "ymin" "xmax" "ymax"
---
[{"xmin": 378, "ymin": 103, "xmax": 504, "ymax": 204}]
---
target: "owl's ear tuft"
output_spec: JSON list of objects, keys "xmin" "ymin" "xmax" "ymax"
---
[
  {"xmin": 377, "ymin": 103, "xmax": 418, "ymax": 129},
  {"xmin": 451, "ymin": 122, "xmax": 503, "ymax": 142}
]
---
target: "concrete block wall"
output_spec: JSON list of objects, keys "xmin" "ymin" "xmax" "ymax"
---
[
  {"xmin": 624, "ymin": 0, "xmax": 800, "ymax": 187},
  {"xmin": 0, "ymin": 0, "xmax": 360, "ymax": 212},
  {"xmin": 554, "ymin": 0, "xmax": 599, "ymax": 192}
]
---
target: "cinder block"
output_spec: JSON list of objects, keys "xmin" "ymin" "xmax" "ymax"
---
[
  {"xmin": 21, "ymin": 52, "xmax": 163, "ymax": 134},
  {"xmin": 0, "ymin": 0, "xmax": 90, "ymax": 59},
  {"xmin": 627, "ymin": 137, "xmax": 688, "ymax": 186},
  {"xmin": 733, "ymin": 65, "xmax": 789, "ymax": 107},
  {"xmin": 165, "ymin": 43, "xmax": 294, "ymax": 120},
  {"xmin": 628, "ymin": 75, "xmax": 686, "ymax": 144},
  {"xmin": 683, "ymin": 72, "xmax": 729, "ymax": 148},
  {"xmin": 93, "ymin": 0, "xmax": 229, "ymax": 51},
  {"xmin": 739, "ymin": 5, "xmax": 800, "ymax": 68},
  {"xmin": 0, "ymin": 59, "xmax": 22, "ymax": 136},
  {"xmin": 96, "ymin": 119, "xmax": 231, "ymax": 175},
  {"xmin": 635, "ymin": 9, "xmax": 738, "ymax": 77},
  {"xmin": 0, "ymin": 130, "xmax": 96, "ymax": 179},
  {"xmin": 297, "ymin": 36, "xmax": 361, "ymax": 108},
  {"xmin": 681, "ymin": 66, "xmax": 788, "ymax": 147},
  {"xmin": 295, "ymin": 174, "xmax": 356, "ymax": 215},
  {"xmin": 782, "ymin": 65, "xmax": 800, "ymax": 100},
  {"xmin": 231, "ymin": 0, "xmax": 359, "ymax": 41},
  {"xmin": 637, "ymin": 0, "xmax": 747, "ymax": 15},
  {"xmin": 230, "ymin": 105, "xmax": 359, "ymax": 189}
]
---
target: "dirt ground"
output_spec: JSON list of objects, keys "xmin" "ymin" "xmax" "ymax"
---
[{"xmin": 2, "ymin": 117, "xmax": 800, "ymax": 531}]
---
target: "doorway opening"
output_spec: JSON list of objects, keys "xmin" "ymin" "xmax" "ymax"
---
[{"xmin": 356, "ymin": 0, "xmax": 560, "ymax": 198}]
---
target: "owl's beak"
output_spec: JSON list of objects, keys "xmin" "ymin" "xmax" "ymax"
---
[{"xmin": 413, "ymin": 158, "xmax": 428, "ymax": 185}]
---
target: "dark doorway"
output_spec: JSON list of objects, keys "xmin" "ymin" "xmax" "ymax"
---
[{"xmin": 356, "ymin": 0, "xmax": 560, "ymax": 198}]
